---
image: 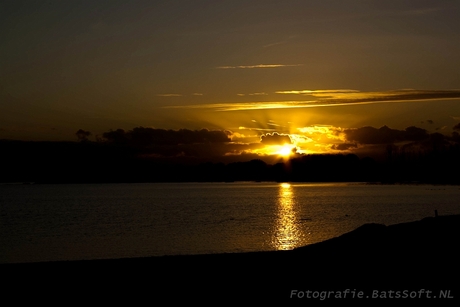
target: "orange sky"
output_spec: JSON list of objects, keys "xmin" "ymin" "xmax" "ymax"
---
[{"xmin": 1, "ymin": 1, "xmax": 460, "ymax": 159}]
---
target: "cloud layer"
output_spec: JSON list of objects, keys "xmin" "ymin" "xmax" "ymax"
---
[
  {"xmin": 164, "ymin": 89, "xmax": 460, "ymax": 111},
  {"xmin": 343, "ymin": 126, "xmax": 430, "ymax": 145},
  {"xmin": 260, "ymin": 132, "xmax": 292, "ymax": 145},
  {"xmin": 215, "ymin": 64, "xmax": 302, "ymax": 69}
]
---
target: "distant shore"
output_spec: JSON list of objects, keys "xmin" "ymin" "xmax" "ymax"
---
[
  {"xmin": 3, "ymin": 138, "xmax": 460, "ymax": 185},
  {"xmin": 3, "ymin": 214, "xmax": 459, "ymax": 302}
]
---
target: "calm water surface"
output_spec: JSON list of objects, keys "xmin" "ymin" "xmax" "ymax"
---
[{"xmin": 1, "ymin": 182, "xmax": 459, "ymax": 263}]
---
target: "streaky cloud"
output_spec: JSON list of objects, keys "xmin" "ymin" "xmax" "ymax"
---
[
  {"xmin": 215, "ymin": 64, "xmax": 302, "ymax": 69},
  {"xmin": 163, "ymin": 89, "xmax": 460, "ymax": 111},
  {"xmin": 238, "ymin": 126, "xmax": 277, "ymax": 132},
  {"xmin": 164, "ymin": 101, "xmax": 316, "ymax": 111},
  {"xmin": 263, "ymin": 41, "xmax": 285, "ymax": 48},
  {"xmin": 276, "ymin": 89, "xmax": 359, "ymax": 95},
  {"xmin": 237, "ymin": 92, "xmax": 269, "ymax": 96}
]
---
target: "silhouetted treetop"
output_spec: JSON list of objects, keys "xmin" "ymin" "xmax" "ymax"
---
[
  {"xmin": 331, "ymin": 143, "xmax": 358, "ymax": 150},
  {"xmin": 102, "ymin": 129, "xmax": 127, "ymax": 144},
  {"xmin": 101, "ymin": 127, "xmax": 231, "ymax": 146},
  {"xmin": 76, "ymin": 129, "xmax": 91, "ymax": 142}
]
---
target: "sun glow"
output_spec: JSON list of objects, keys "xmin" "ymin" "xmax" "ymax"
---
[
  {"xmin": 252, "ymin": 143, "xmax": 297, "ymax": 158},
  {"xmin": 235, "ymin": 124, "xmax": 352, "ymax": 157},
  {"xmin": 277, "ymin": 144, "xmax": 295, "ymax": 157},
  {"xmin": 280, "ymin": 182, "xmax": 291, "ymax": 188}
]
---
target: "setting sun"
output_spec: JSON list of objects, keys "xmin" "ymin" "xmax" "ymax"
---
[
  {"xmin": 277, "ymin": 144, "xmax": 295, "ymax": 158},
  {"xmin": 253, "ymin": 143, "xmax": 297, "ymax": 158}
]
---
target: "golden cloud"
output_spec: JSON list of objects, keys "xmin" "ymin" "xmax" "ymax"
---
[
  {"xmin": 216, "ymin": 64, "xmax": 302, "ymax": 69},
  {"xmin": 164, "ymin": 89, "xmax": 460, "ymax": 111}
]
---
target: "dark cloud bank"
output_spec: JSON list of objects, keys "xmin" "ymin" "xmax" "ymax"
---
[{"xmin": 1, "ymin": 125, "xmax": 460, "ymax": 184}]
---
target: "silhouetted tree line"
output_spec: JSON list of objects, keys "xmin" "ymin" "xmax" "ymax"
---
[
  {"xmin": 1, "ymin": 138, "xmax": 459, "ymax": 184},
  {"xmin": 378, "ymin": 136, "xmax": 460, "ymax": 184},
  {"xmin": 101, "ymin": 127, "xmax": 231, "ymax": 146},
  {"xmin": 1, "ymin": 125, "xmax": 460, "ymax": 184}
]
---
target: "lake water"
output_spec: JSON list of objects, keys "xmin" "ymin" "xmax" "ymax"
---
[{"xmin": 1, "ymin": 182, "xmax": 460, "ymax": 264}]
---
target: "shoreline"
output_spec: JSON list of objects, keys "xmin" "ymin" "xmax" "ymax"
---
[{"xmin": 3, "ymin": 215, "xmax": 459, "ymax": 302}]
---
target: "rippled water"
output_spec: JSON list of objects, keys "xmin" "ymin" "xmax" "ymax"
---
[{"xmin": 1, "ymin": 182, "xmax": 459, "ymax": 263}]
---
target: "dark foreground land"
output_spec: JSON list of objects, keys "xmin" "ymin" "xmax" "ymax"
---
[{"xmin": 3, "ymin": 215, "xmax": 460, "ymax": 304}]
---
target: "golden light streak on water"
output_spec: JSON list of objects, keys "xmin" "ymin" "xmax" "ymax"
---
[{"xmin": 272, "ymin": 183, "xmax": 302, "ymax": 250}]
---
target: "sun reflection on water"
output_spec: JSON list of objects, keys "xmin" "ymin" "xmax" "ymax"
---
[{"xmin": 273, "ymin": 183, "xmax": 302, "ymax": 250}]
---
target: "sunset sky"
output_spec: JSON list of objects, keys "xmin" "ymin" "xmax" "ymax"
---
[{"xmin": 2, "ymin": 1, "xmax": 460, "ymax": 159}]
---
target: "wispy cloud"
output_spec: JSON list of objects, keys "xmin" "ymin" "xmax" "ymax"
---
[
  {"xmin": 158, "ymin": 93, "xmax": 204, "ymax": 97},
  {"xmin": 164, "ymin": 101, "xmax": 316, "ymax": 111},
  {"xmin": 276, "ymin": 89, "xmax": 359, "ymax": 95},
  {"xmin": 276, "ymin": 89, "xmax": 460, "ymax": 104},
  {"xmin": 263, "ymin": 41, "xmax": 286, "ymax": 48},
  {"xmin": 216, "ymin": 64, "xmax": 302, "ymax": 69},
  {"xmin": 157, "ymin": 94, "xmax": 183, "ymax": 97},
  {"xmin": 263, "ymin": 35, "xmax": 298, "ymax": 49},
  {"xmin": 237, "ymin": 92, "xmax": 269, "ymax": 96},
  {"xmin": 163, "ymin": 89, "xmax": 460, "ymax": 111},
  {"xmin": 238, "ymin": 126, "xmax": 277, "ymax": 132}
]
